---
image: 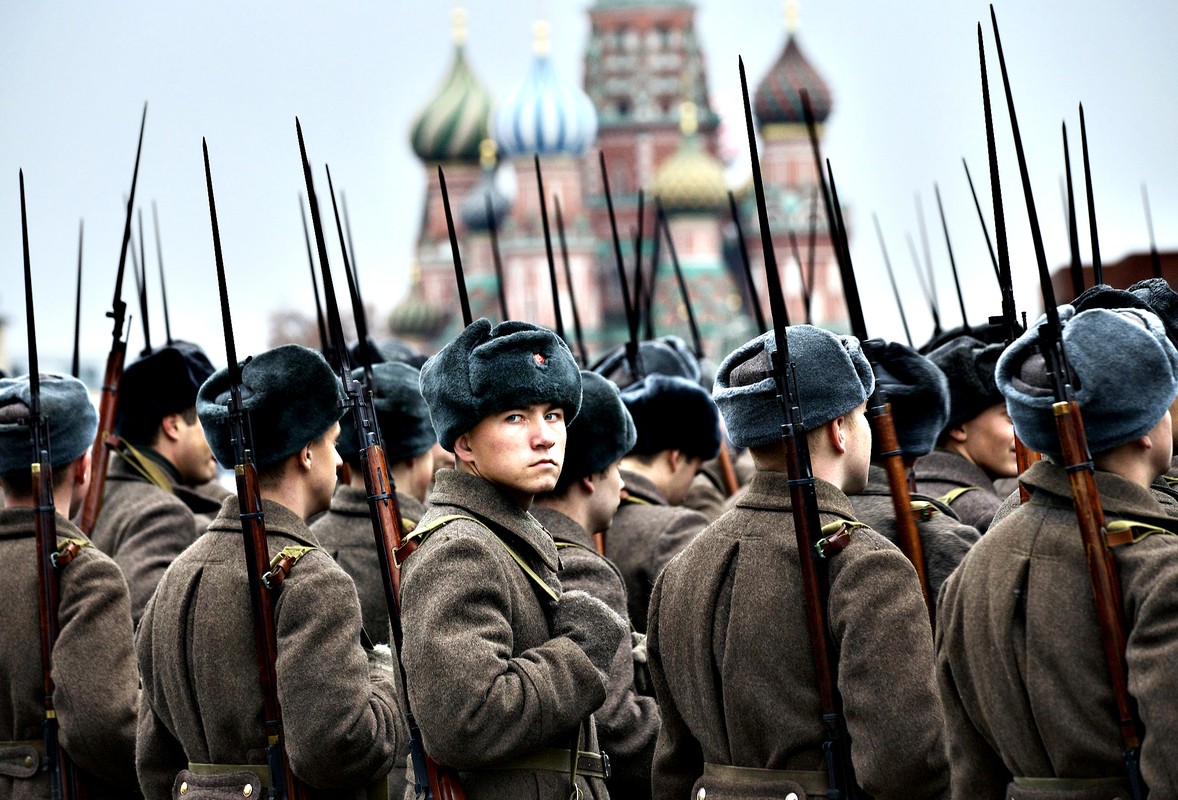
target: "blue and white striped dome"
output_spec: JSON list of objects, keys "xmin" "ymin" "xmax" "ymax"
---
[{"xmin": 491, "ymin": 21, "xmax": 598, "ymax": 158}]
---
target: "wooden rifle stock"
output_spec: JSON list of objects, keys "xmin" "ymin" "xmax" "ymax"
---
[
  {"xmin": 867, "ymin": 394, "xmax": 931, "ymax": 614},
  {"xmin": 78, "ymin": 346, "xmax": 124, "ymax": 533},
  {"xmin": 1014, "ymin": 436, "xmax": 1040, "ymax": 504},
  {"xmin": 716, "ymin": 441, "xmax": 740, "ymax": 498}
]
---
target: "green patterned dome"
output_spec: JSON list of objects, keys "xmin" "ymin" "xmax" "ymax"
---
[
  {"xmin": 651, "ymin": 103, "xmax": 728, "ymax": 214},
  {"xmin": 410, "ymin": 11, "xmax": 493, "ymax": 164}
]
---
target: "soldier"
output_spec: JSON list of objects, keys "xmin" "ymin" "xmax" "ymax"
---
[
  {"xmin": 648, "ymin": 327, "xmax": 949, "ymax": 800},
  {"xmin": 532, "ymin": 370, "xmax": 660, "ymax": 800},
  {"xmin": 135, "ymin": 344, "xmax": 405, "ymax": 798},
  {"xmin": 913, "ymin": 335, "xmax": 1015, "ymax": 532},
  {"xmin": 89, "ymin": 341, "xmax": 226, "ymax": 623},
  {"xmin": 849, "ymin": 341, "xmax": 980, "ymax": 600},
  {"xmin": 404, "ymin": 319, "xmax": 627, "ymax": 798},
  {"xmin": 311, "ymin": 360, "xmax": 436, "ymax": 645},
  {"xmin": 610, "ymin": 374, "xmax": 719, "ymax": 632},
  {"xmin": 937, "ymin": 306, "xmax": 1178, "ymax": 797},
  {"xmin": 0, "ymin": 374, "xmax": 140, "ymax": 797}
]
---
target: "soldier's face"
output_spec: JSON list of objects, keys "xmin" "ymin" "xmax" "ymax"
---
[
  {"xmin": 587, "ymin": 460, "xmax": 625, "ymax": 533},
  {"xmin": 308, "ymin": 422, "xmax": 343, "ymax": 518},
  {"xmin": 959, "ymin": 403, "xmax": 1018, "ymax": 480},
  {"xmin": 1147, "ymin": 409, "xmax": 1174, "ymax": 480},
  {"xmin": 173, "ymin": 412, "xmax": 218, "ymax": 486},
  {"xmin": 455, "ymin": 403, "xmax": 567, "ymax": 508},
  {"xmin": 842, "ymin": 404, "xmax": 873, "ymax": 494}
]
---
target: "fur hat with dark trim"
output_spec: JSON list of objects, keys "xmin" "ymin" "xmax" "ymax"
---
[
  {"xmin": 1127, "ymin": 278, "xmax": 1178, "ymax": 346},
  {"xmin": 998, "ymin": 305, "xmax": 1178, "ymax": 458},
  {"xmin": 591, "ymin": 335, "xmax": 701, "ymax": 389},
  {"xmin": 116, "ymin": 341, "xmax": 216, "ymax": 442},
  {"xmin": 0, "ymin": 374, "xmax": 98, "ymax": 475},
  {"xmin": 557, "ymin": 371, "xmax": 637, "ymax": 491},
  {"xmin": 926, "ymin": 335, "xmax": 1006, "ymax": 434},
  {"xmin": 714, "ymin": 326, "xmax": 874, "ymax": 448},
  {"xmin": 863, "ymin": 340, "xmax": 950, "ymax": 458},
  {"xmin": 198, "ymin": 344, "xmax": 345, "ymax": 471},
  {"xmin": 620, "ymin": 374, "xmax": 720, "ymax": 461},
  {"xmin": 348, "ymin": 337, "xmax": 428, "ymax": 370},
  {"xmin": 337, "ymin": 362, "xmax": 436, "ymax": 464},
  {"xmin": 918, "ymin": 321, "xmax": 1008, "ymax": 355},
  {"xmin": 419, "ymin": 319, "xmax": 582, "ymax": 452}
]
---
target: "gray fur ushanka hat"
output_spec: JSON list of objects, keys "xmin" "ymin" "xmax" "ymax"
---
[
  {"xmin": 997, "ymin": 305, "xmax": 1178, "ymax": 458},
  {"xmin": 864, "ymin": 340, "xmax": 950, "ymax": 458},
  {"xmin": 419, "ymin": 319, "xmax": 582, "ymax": 452},
  {"xmin": 0, "ymin": 374, "xmax": 98, "ymax": 474},
  {"xmin": 337, "ymin": 361, "xmax": 436, "ymax": 463},
  {"xmin": 926, "ymin": 335, "xmax": 1006, "ymax": 433},
  {"xmin": 557, "ymin": 371, "xmax": 637, "ymax": 490},
  {"xmin": 714, "ymin": 326, "xmax": 875, "ymax": 448},
  {"xmin": 198, "ymin": 344, "xmax": 346, "ymax": 471},
  {"xmin": 116, "ymin": 341, "xmax": 216, "ymax": 436},
  {"xmin": 620, "ymin": 374, "xmax": 721, "ymax": 461},
  {"xmin": 590, "ymin": 335, "xmax": 701, "ymax": 389}
]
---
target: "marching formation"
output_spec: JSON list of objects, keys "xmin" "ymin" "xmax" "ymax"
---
[{"xmin": 6, "ymin": 7, "xmax": 1178, "ymax": 800}]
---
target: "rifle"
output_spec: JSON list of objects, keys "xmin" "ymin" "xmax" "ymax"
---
[
  {"xmin": 486, "ymin": 194, "xmax": 510, "ymax": 322},
  {"xmin": 643, "ymin": 198, "xmax": 661, "ymax": 341},
  {"xmin": 23, "ymin": 170, "xmax": 83, "ymax": 800},
  {"xmin": 961, "ymin": 158, "xmax": 1003, "ymax": 288},
  {"xmin": 907, "ymin": 233, "xmax": 942, "ymax": 339},
  {"xmin": 933, "ymin": 184, "xmax": 969, "ymax": 329},
  {"xmin": 797, "ymin": 93, "xmax": 932, "ymax": 612},
  {"xmin": 727, "ymin": 190, "xmax": 767, "ymax": 332},
  {"xmin": 872, "ymin": 213, "xmax": 914, "ymax": 348},
  {"xmin": 553, "ymin": 196, "xmax": 589, "ymax": 364},
  {"xmin": 152, "ymin": 202, "xmax": 174, "ymax": 344},
  {"xmin": 977, "ymin": 21, "xmax": 1039, "ymax": 502},
  {"xmin": 915, "ymin": 195, "xmax": 942, "ymax": 331},
  {"xmin": 298, "ymin": 194, "xmax": 331, "ymax": 355},
  {"xmin": 599, "ymin": 152, "xmax": 640, "ymax": 380},
  {"xmin": 787, "ymin": 227, "xmax": 812, "ymax": 325},
  {"xmin": 204, "ymin": 139, "xmax": 308, "ymax": 800},
  {"xmin": 1062, "ymin": 124, "xmax": 1085, "ymax": 299},
  {"xmin": 987, "ymin": 11, "xmax": 1143, "ymax": 794},
  {"xmin": 656, "ymin": 199, "xmax": 739, "ymax": 498},
  {"xmin": 71, "ymin": 220, "xmax": 83, "ymax": 379},
  {"xmin": 78, "ymin": 103, "xmax": 147, "ymax": 535},
  {"xmin": 136, "ymin": 209, "xmax": 152, "ymax": 355},
  {"xmin": 741, "ymin": 62, "xmax": 858, "ymax": 798},
  {"xmin": 438, "ymin": 166, "xmax": 472, "ymax": 328},
  {"xmin": 1079, "ymin": 105, "xmax": 1102, "ymax": 286},
  {"xmin": 1142, "ymin": 185, "xmax": 1162, "ymax": 280},
  {"xmin": 534, "ymin": 155, "xmax": 567, "ymax": 345}
]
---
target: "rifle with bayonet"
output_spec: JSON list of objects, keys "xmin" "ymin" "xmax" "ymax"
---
[
  {"xmin": 872, "ymin": 214, "xmax": 914, "ymax": 348},
  {"xmin": 553, "ymin": 196, "xmax": 589, "ymax": 364},
  {"xmin": 599, "ymin": 152, "xmax": 641, "ymax": 383},
  {"xmin": 1079, "ymin": 105, "xmax": 1102, "ymax": 286},
  {"xmin": 986, "ymin": 11, "xmax": 1143, "ymax": 795},
  {"xmin": 934, "ymin": 184, "xmax": 969, "ymax": 329},
  {"xmin": 728, "ymin": 190, "xmax": 767, "ymax": 333},
  {"xmin": 1063, "ymin": 124, "xmax": 1085, "ymax": 299},
  {"xmin": 204, "ymin": 139, "xmax": 309, "ymax": 800},
  {"xmin": 298, "ymin": 194, "xmax": 331, "ymax": 355},
  {"xmin": 152, "ymin": 201, "xmax": 173, "ymax": 344},
  {"xmin": 439, "ymin": 166, "xmax": 473, "ymax": 328},
  {"xmin": 1142, "ymin": 185, "xmax": 1162, "ymax": 280},
  {"xmin": 742, "ymin": 62, "xmax": 858, "ymax": 797},
  {"xmin": 486, "ymin": 194, "xmax": 510, "ymax": 322},
  {"xmin": 655, "ymin": 199, "xmax": 740, "ymax": 498},
  {"xmin": 798, "ymin": 94, "xmax": 932, "ymax": 613},
  {"xmin": 23, "ymin": 170, "xmax": 83, "ymax": 800},
  {"xmin": 78, "ymin": 103, "xmax": 147, "ymax": 535},
  {"xmin": 535, "ymin": 156, "xmax": 568, "ymax": 346},
  {"xmin": 71, "ymin": 221, "xmax": 83, "ymax": 379}
]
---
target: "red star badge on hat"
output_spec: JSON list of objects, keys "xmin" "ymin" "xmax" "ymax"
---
[{"xmin": 533, "ymin": 353, "xmax": 546, "ymax": 366}]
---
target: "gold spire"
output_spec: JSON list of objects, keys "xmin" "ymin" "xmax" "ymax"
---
[
  {"xmin": 478, "ymin": 138, "xmax": 497, "ymax": 170},
  {"xmin": 452, "ymin": 7, "xmax": 468, "ymax": 46},
  {"xmin": 679, "ymin": 101, "xmax": 698, "ymax": 137},
  {"xmin": 533, "ymin": 20, "xmax": 551, "ymax": 56},
  {"xmin": 785, "ymin": 0, "xmax": 799, "ymax": 34}
]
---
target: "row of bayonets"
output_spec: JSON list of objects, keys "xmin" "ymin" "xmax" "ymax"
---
[{"xmin": 19, "ymin": 6, "xmax": 1146, "ymax": 798}]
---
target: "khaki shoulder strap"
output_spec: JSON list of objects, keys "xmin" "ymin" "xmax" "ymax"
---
[
  {"xmin": 403, "ymin": 514, "xmax": 559, "ymax": 603},
  {"xmin": 909, "ymin": 499, "xmax": 939, "ymax": 522},
  {"xmin": 262, "ymin": 545, "xmax": 319, "ymax": 589},
  {"xmin": 621, "ymin": 494, "xmax": 651, "ymax": 506},
  {"xmin": 1105, "ymin": 519, "xmax": 1178, "ymax": 547},
  {"xmin": 937, "ymin": 486, "xmax": 980, "ymax": 506},
  {"xmin": 51, "ymin": 538, "xmax": 91, "ymax": 568},
  {"xmin": 113, "ymin": 440, "xmax": 174, "ymax": 493},
  {"xmin": 1163, "ymin": 475, "xmax": 1178, "ymax": 488},
  {"xmin": 814, "ymin": 519, "xmax": 869, "ymax": 559}
]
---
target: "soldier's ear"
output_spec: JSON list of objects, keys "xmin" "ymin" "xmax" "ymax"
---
[
  {"xmin": 159, "ymin": 412, "xmax": 185, "ymax": 442},
  {"xmin": 945, "ymin": 425, "xmax": 968, "ymax": 444},
  {"xmin": 453, "ymin": 433, "xmax": 476, "ymax": 465},
  {"xmin": 828, "ymin": 416, "xmax": 849, "ymax": 454}
]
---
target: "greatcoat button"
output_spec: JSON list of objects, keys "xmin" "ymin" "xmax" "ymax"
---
[
  {"xmin": 179, "ymin": 782, "xmax": 189, "ymax": 795},
  {"xmin": 697, "ymin": 789, "xmax": 705, "ymax": 800},
  {"xmin": 23, "ymin": 755, "xmax": 34, "ymax": 768},
  {"xmin": 243, "ymin": 784, "xmax": 253, "ymax": 798},
  {"xmin": 786, "ymin": 794, "xmax": 799, "ymax": 800}
]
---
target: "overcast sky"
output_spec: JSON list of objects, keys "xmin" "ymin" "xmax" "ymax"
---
[{"xmin": 3, "ymin": 0, "xmax": 1177, "ymax": 374}]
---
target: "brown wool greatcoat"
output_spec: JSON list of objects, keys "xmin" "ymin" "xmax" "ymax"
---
[
  {"xmin": 849, "ymin": 464, "xmax": 980, "ymax": 602},
  {"xmin": 912, "ymin": 448, "xmax": 1004, "ymax": 533},
  {"xmin": 606, "ymin": 470, "xmax": 709, "ymax": 633},
  {"xmin": 936, "ymin": 459, "xmax": 1178, "ymax": 798},
  {"xmin": 310, "ymin": 484, "xmax": 425, "ymax": 645},
  {"xmin": 648, "ymin": 470, "xmax": 949, "ymax": 800},
  {"xmin": 0, "ymin": 509, "xmax": 140, "ymax": 799},
  {"xmin": 89, "ymin": 453, "xmax": 223, "ymax": 624},
  {"xmin": 399, "ymin": 469, "xmax": 609, "ymax": 800},
  {"xmin": 532, "ymin": 506, "xmax": 660, "ymax": 800},
  {"xmin": 683, "ymin": 449, "xmax": 755, "ymax": 523},
  {"xmin": 135, "ymin": 497, "xmax": 403, "ymax": 799}
]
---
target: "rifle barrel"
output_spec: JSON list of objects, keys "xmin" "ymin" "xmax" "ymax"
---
[
  {"xmin": 534, "ymin": 155, "xmax": 566, "ymax": 343},
  {"xmin": 934, "ymin": 183, "xmax": 969, "ymax": 328},
  {"xmin": 727, "ymin": 190, "xmax": 766, "ymax": 331},
  {"xmin": 873, "ymin": 214, "xmax": 913, "ymax": 348},
  {"xmin": 438, "ymin": 166, "xmax": 472, "ymax": 327}
]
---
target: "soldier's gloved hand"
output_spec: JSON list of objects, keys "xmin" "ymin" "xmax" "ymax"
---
[{"xmin": 553, "ymin": 590, "xmax": 626, "ymax": 684}]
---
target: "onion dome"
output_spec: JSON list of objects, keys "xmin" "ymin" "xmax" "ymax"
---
[
  {"xmin": 388, "ymin": 295, "xmax": 451, "ymax": 339},
  {"xmin": 753, "ymin": 3, "xmax": 832, "ymax": 127},
  {"xmin": 651, "ymin": 103, "xmax": 728, "ymax": 214},
  {"xmin": 462, "ymin": 139, "xmax": 511, "ymax": 232},
  {"xmin": 491, "ymin": 21, "xmax": 598, "ymax": 158},
  {"xmin": 410, "ymin": 10, "xmax": 494, "ymax": 163}
]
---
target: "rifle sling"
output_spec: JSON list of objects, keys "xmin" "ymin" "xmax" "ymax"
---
[
  {"xmin": 0, "ymin": 740, "xmax": 42, "ymax": 778},
  {"xmin": 184, "ymin": 762, "xmax": 387, "ymax": 800},
  {"xmin": 702, "ymin": 762, "xmax": 829, "ymax": 797},
  {"xmin": 1105, "ymin": 519, "xmax": 1178, "ymax": 548},
  {"xmin": 113, "ymin": 440, "xmax": 174, "ymax": 493},
  {"xmin": 937, "ymin": 486, "xmax": 980, "ymax": 506}
]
